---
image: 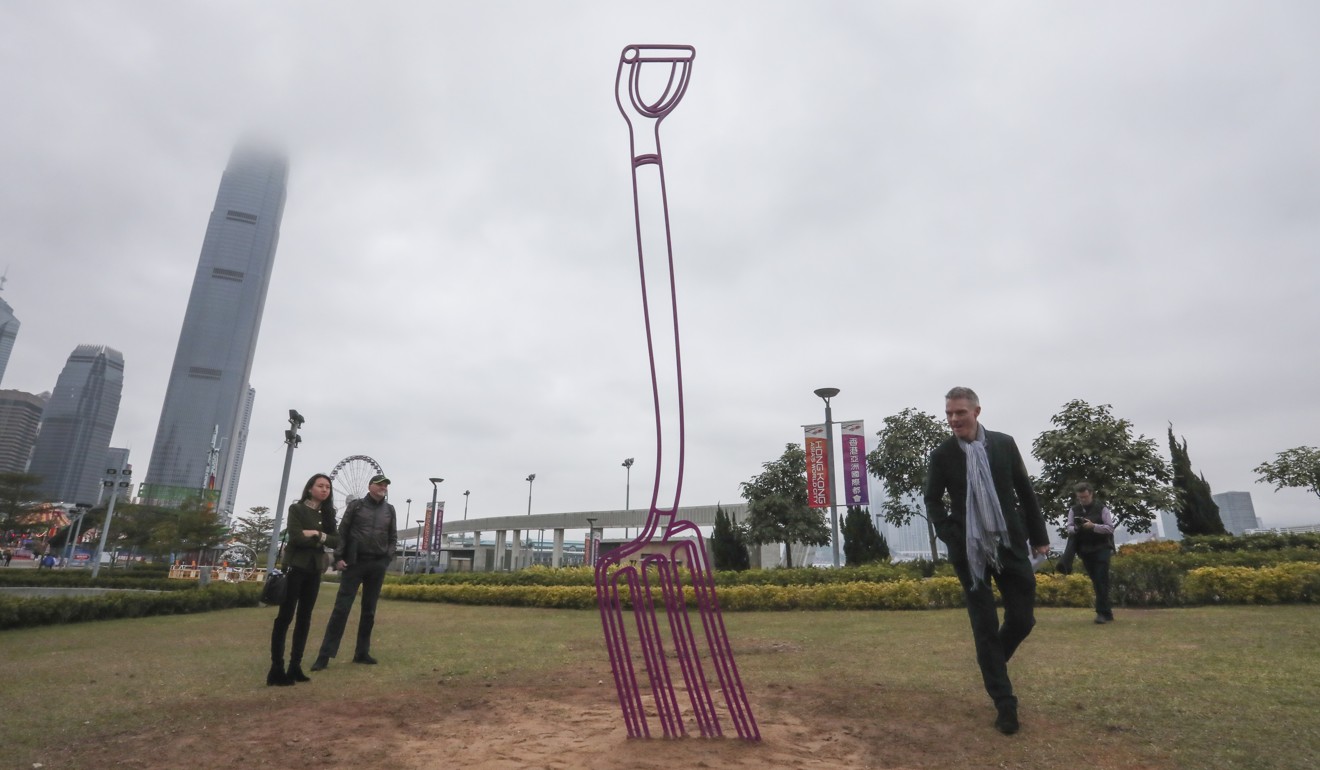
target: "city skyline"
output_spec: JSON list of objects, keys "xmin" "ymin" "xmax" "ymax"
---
[{"xmin": 0, "ymin": 4, "xmax": 1315, "ymax": 533}]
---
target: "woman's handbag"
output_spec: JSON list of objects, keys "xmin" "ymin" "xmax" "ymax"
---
[
  {"xmin": 261, "ymin": 568, "xmax": 288, "ymax": 606},
  {"xmin": 261, "ymin": 539, "xmax": 288, "ymax": 606}
]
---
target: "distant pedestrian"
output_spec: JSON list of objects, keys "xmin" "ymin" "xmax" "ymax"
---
[
  {"xmin": 1066, "ymin": 482, "xmax": 1116, "ymax": 624},
  {"xmin": 2, "ymin": 548, "xmax": 11, "ymax": 566},
  {"xmin": 310, "ymin": 474, "xmax": 397, "ymax": 672}
]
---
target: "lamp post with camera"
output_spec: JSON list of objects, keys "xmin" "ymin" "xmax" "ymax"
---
[
  {"xmin": 90, "ymin": 468, "xmax": 132, "ymax": 579},
  {"xmin": 266, "ymin": 410, "xmax": 304, "ymax": 571}
]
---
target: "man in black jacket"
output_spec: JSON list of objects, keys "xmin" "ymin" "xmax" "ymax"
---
[
  {"xmin": 924, "ymin": 387, "xmax": 1050, "ymax": 735},
  {"xmin": 311, "ymin": 474, "xmax": 398, "ymax": 671}
]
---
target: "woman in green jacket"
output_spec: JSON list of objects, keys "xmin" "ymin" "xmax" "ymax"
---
[{"xmin": 268, "ymin": 473, "xmax": 338, "ymax": 686}]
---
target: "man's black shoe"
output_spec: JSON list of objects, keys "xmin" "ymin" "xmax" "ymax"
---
[
  {"xmin": 994, "ymin": 704, "xmax": 1020, "ymax": 735},
  {"xmin": 310, "ymin": 657, "xmax": 330, "ymax": 672},
  {"xmin": 352, "ymin": 653, "xmax": 378, "ymax": 665},
  {"xmin": 1095, "ymin": 614, "xmax": 1112, "ymax": 624}
]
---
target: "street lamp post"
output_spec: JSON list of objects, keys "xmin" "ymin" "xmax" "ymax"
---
[
  {"xmin": 525, "ymin": 474, "xmax": 535, "ymax": 567},
  {"xmin": 403, "ymin": 498, "xmax": 413, "ymax": 573},
  {"xmin": 462, "ymin": 490, "xmax": 470, "ymax": 520},
  {"xmin": 266, "ymin": 410, "xmax": 304, "ymax": 571},
  {"xmin": 621, "ymin": 457, "xmax": 634, "ymax": 538},
  {"xmin": 63, "ymin": 501, "xmax": 91, "ymax": 570},
  {"xmin": 90, "ymin": 469, "xmax": 132, "ymax": 579},
  {"xmin": 429, "ymin": 477, "xmax": 444, "ymax": 570},
  {"xmin": 414, "ymin": 519, "xmax": 424, "ymax": 571},
  {"xmin": 814, "ymin": 387, "xmax": 842, "ymax": 568}
]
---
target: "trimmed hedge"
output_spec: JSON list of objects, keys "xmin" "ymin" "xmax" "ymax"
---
[
  {"xmin": 1181, "ymin": 532, "xmax": 1320, "ymax": 553},
  {"xmin": 0, "ymin": 582, "xmax": 262, "ymax": 630},
  {"xmin": 1183, "ymin": 563, "xmax": 1320, "ymax": 604},
  {"xmin": 0, "ymin": 571, "xmax": 195, "ymax": 592},
  {"xmin": 371, "ymin": 535, "xmax": 1320, "ymax": 611},
  {"xmin": 388, "ymin": 561, "xmax": 959, "ymax": 589},
  {"xmin": 382, "ymin": 575, "xmax": 1098, "ymax": 611},
  {"xmin": 383, "ymin": 564, "xmax": 1320, "ymax": 612}
]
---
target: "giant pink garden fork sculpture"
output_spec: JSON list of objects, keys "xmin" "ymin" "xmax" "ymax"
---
[{"xmin": 594, "ymin": 44, "xmax": 760, "ymax": 742}]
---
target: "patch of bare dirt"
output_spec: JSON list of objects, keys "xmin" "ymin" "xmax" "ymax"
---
[{"xmin": 41, "ymin": 679, "xmax": 1169, "ymax": 770}]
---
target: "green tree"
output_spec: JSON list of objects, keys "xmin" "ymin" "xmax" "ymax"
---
[
  {"xmin": 841, "ymin": 506, "xmax": 889, "ymax": 565},
  {"xmin": 1168, "ymin": 426, "xmax": 1227, "ymax": 536},
  {"xmin": 1254, "ymin": 446, "xmax": 1320, "ymax": 505},
  {"xmin": 1031, "ymin": 400, "xmax": 1174, "ymax": 533},
  {"xmin": 0, "ymin": 471, "xmax": 43, "ymax": 535},
  {"xmin": 109, "ymin": 498, "xmax": 227, "ymax": 560},
  {"xmin": 232, "ymin": 506, "xmax": 275, "ymax": 557},
  {"xmin": 710, "ymin": 504, "xmax": 751, "ymax": 571},
  {"xmin": 739, "ymin": 443, "xmax": 830, "ymax": 568},
  {"xmin": 866, "ymin": 408, "xmax": 947, "ymax": 561}
]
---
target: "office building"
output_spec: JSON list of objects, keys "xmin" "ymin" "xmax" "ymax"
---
[
  {"xmin": 27, "ymin": 345, "xmax": 124, "ymax": 504},
  {"xmin": 0, "ymin": 389, "xmax": 46, "ymax": 473},
  {"xmin": 0, "ymin": 293, "xmax": 18, "ymax": 387},
  {"xmin": 144, "ymin": 144, "xmax": 289, "ymax": 508},
  {"xmin": 1212, "ymin": 491, "xmax": 1261, "ymax": 535}
]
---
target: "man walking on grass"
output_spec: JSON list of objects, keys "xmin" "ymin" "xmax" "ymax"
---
[
  {"xmin": 311, "ymin": 473, "xmax": 397, "ymax": 672},
  {"xmin": 924, "ymin": 387, "xmax": 1050, "ymax": 735}
]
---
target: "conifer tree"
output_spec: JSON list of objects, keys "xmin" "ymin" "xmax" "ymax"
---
[
  {"xmin": 841, "ymin": 506, "xmax": 890, "ymax": 565},
  {"xmin": 711, "ymin": 504, "xmax": 750, "ymax": 571},
  {"xmin": 1168, "ymin": 426, "xmax": 1228, "ymax": 536}
]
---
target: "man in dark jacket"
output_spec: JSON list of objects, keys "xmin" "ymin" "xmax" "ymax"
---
[
  {"xmin": 311, "ymin": 474, "xmax": 398, "ymax": 671},
  {"xmin": 924, "ymin": 387, "xmax": 1050, "ymax": 735},
  {"xmin": 1067, "ymin": 481, "xmax": 1117, "ymax": 624}
]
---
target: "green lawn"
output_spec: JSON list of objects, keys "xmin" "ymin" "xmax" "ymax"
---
[{"xmin": 1, "ymin": 588, "xmax": 1316, "ymax": 769}]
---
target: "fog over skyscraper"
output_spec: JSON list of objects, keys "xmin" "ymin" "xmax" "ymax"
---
[
  {"xmin": 28, "ymin": 345, "xmax": 124, "ymax": 504},
  {"xmin": 144, "ymin": 144, "xmax": 289, "ymax": 515}
]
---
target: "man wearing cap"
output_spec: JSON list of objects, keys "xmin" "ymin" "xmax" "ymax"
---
[{"xmin": 311, "ymin": 474, "xmax": 398, "ymax": 671}]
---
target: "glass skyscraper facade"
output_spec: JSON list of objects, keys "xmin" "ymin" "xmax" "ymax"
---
[
  {"xmin": 0, "ymin": 389, "xmax": 46, "ymax": 473},
  {"xmin": 28, "ymin": 345, "xmax": 125, "ymax": 504},
  {"xmin": 1212, "ymin": 491, "xmax": 1261, "ymax": 535},
  {"xmin": 0, "ymin": 294, "xmax": 19, "ymax": 387},
  {"xmin": 144, "ymin": 144, "xmax": 289, "ymax": 513}
]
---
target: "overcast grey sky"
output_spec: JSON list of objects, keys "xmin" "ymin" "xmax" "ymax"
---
[{"xmin": 2, "ymin": 2, "xmax": 1317, "ymax": 534}]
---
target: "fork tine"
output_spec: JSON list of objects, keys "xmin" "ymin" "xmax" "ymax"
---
[
  {"xmin": 686, "ymin": 542, "xmax": 761, "ymax": 741},
  {"xmin": 656, "ymin": 549, "xmax": 723, "ymax": 737},
  {"xmin": 597, "ymin": 563, "xmax": 648, "ymax": 738}
]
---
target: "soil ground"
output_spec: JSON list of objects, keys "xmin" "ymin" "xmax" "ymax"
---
[{"xmin": 39, "ymin": 678, "xmax": 1162, "ymax": 770}]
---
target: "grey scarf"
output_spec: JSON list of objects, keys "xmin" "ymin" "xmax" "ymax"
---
[{"xmin": 960, "ymin": 425, "xmax": 1009, "ymax": 588}]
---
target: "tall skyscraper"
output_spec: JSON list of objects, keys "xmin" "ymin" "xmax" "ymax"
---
[
  {"xmin": 0, "ymin": 291, "xmax": 19, "ymax": 387},
  {"xmin": 27, "ymin": 345, "xmax": 124, "ymax": 504},
  {"xmin": 1212, "ymin": 491, "xmax": 1261, "ymax": 535},
  {"xmin": 144, "ymin": 144, "xmax": 289, "ymax": 509},
  {"xmin": 0, "ymin": 389, "xmax": 46, "ymax": 473}
]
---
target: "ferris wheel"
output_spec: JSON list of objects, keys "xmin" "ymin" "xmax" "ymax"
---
[{"xmin": 329, "ymin": 455, "xmax": 384, "ymax": 514}]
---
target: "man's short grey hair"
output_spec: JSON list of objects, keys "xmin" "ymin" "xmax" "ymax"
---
[
  {"xmin": 1074, "ymin": 481, "xmax": 1094, "ymax": 494},
  {"xmin": 945, "ymin": 386, "xmax": 980, "ymax": 406}
]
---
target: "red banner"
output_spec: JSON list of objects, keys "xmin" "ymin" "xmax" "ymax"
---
[{"xmin": 805, "ymin": 424, "xmax": 830, "ymax": 508}]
